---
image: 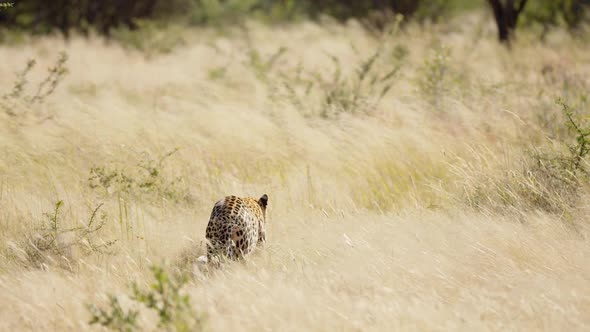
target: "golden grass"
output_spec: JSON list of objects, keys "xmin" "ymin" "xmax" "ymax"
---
[{"xmin": 0, "ymin": 11, "xmax": 589, "ymax": 331}]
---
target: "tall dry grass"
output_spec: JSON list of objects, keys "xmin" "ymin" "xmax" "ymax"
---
[{"xmin": 0, "ymin": 11, "xmax": 589, "ymax": 331}]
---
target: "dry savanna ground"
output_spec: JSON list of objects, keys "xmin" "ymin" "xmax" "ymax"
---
[{"xmin": 0, "ymin": 11, "xmax": 589, "ymax": 332}]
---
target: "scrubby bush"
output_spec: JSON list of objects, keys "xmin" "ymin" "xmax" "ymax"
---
[
  {"xmin": 275, "ymin": 38, "xmax": 402, "ymax": 119},
  {"xmin": 88, "ymin": 148, "xmax": 191, "ymax": 205},
  {"xmin": 418, "ymin": 44, "xmax": 453, "ymax": 109},
  {"xmin": 1, "ymin": 52, "xmax": 68, "ymax": 117},
  {"xmin": 10, "ymin": 201, "xmax": 117, "ymax": 270},
  {"xmin": 317, "ymin": 49, "xmax": 400, "ymax": 118},
  {"xmin": 460, "ymin": 98, "xmax": 589, "ymax": 216}
]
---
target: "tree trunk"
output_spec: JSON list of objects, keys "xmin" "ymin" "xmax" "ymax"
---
[{"xmin": 487, "ymin": 0, "xmax": 528, "ymax": 43}]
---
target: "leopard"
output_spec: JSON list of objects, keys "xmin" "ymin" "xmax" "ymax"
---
[{"xmin": 205, "ymin": 194, "xmax": 268, "ymax": 265}]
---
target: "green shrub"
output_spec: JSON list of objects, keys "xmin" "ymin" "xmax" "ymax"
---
[
  {"xmin": 132, "ymin": 265, "xmax": 205, "ymax": 331},
  {"xmin": 88, "ymin": 264, "xmax": 206, "ymax": 332},
  {"xmin": 413, "ymin": 0, "xmax": 481, "ymax": 23},
  {"xmin": 0, "ymin": 0, "xmax": 485, "ymax": 39},
  {"xmin": 0, "ymin": 1, "xmax": 160, "ymax": 36},
  {"xmin": 88, "ymin": 295, "xmax": 139, "ymax": 332},
  {"xmin": 111, "ymin": 20, "xmax": 185, "ymax": 58},
  {"xmin": 521, "ymin": 0, "xmax": 590, "ymax": 32},
  {"xmin": 546, "ymin": 98, "xmax": 590, "ymax": 176},
  {"xmin": 187, "ymin": 0, "xmax": 260, "ymax": 26}
]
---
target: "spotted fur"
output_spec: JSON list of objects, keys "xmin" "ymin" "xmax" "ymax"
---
[{"xmin": 205, "ymin": 194, "xmax": 268, "ymax": 265}]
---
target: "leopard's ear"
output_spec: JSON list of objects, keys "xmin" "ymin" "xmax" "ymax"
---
[{"xmin": 258, "ymin": 194, "xmax": 268, "ymax": 209}]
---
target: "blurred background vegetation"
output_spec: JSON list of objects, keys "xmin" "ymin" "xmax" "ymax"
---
[{"xmin": 0, "ymin": 0, "xmax": 589, "ymax": 44}]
